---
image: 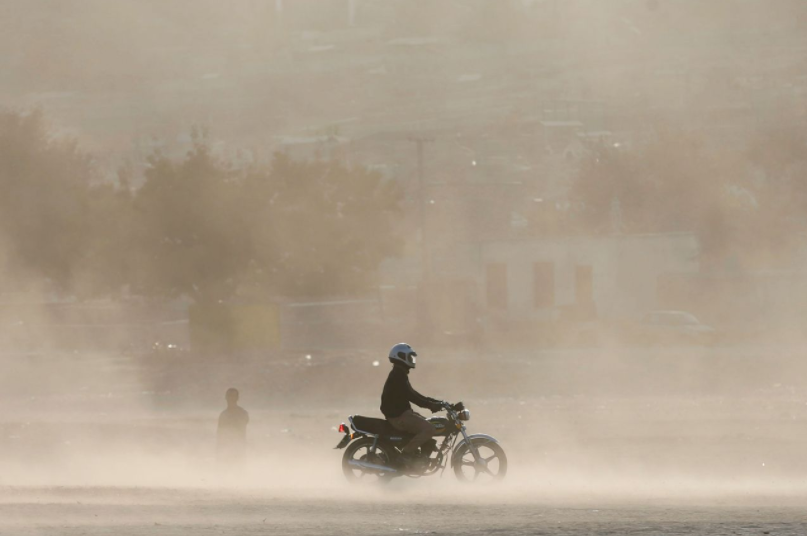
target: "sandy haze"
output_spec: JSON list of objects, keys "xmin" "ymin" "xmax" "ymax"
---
[
  {"xmin": 5, "ymin": 347, "xmax": 807, "ymax": 533},
  {"xmin": 3, "ymin": 1, "xmax": 807, "ymax": 534}
]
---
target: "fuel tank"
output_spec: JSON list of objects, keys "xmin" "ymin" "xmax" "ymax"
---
[{"xmin": 427, "ymin": 416, "xmax": 455, "ymax": 436}]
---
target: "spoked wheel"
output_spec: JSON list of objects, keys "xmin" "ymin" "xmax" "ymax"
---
[
  {"xmin": 342, "ymin": 438, "xmax": 395, "ymax": 485},
  {"xmin": 453, "ymin": 438, "xmax": 507, "ymax": 483}
]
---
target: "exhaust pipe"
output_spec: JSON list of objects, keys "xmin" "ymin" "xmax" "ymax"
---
[{"xmin": 347, "ymin": 459, "xmax": 398, "ymax": 473}]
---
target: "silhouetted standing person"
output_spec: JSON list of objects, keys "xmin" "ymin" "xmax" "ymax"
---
[{"xmin": 217, "ymin": 388, "xmax": 249, "ymax": 469}]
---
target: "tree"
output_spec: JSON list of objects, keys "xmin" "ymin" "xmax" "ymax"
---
[
  {"xmin": 569, "ymin": 128, "xmax": 737, "ymax": 254},
  {"xmin": 0, "ymin": 111, "xmax": 403, "ymax": 303},
  {"xmin": 132, "ymin": 136, "xmax": 403, "ymax": 303},
  {"xmin": 71, "ymin": 176, "xmax": 137, "ymax": 296},
  {"xmin": 0, "ymin": 108, "xmax": 135, "ymax": 297},
  {"xmin": 569, "ymin": 143, "xmax": 657, "ymax": 235},
  {"xmin": 131, "ymin": 131, "xmax": 251, "ymax": 304},
  {"xmin": 741, "ymin": 125, "xmax": 807, "ymax": 267},
  {"xmin": 570, "ymin": 124, "xmax": 807, "ymax": 270},
  {"xmin": 244, "ymin": 153, "xmax": 402, "ymax": 298},
  {"xmin": 0, "ymin": 109, "xmax": 115, "ymax": 294}
]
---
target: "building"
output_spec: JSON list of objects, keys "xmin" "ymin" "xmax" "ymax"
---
[{"xmin": 426, "ymin": 232, "xmax": 700, "ymax": 344}]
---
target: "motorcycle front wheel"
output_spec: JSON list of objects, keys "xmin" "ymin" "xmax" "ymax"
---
[
  {"xmin": 342, "ymin": 437, "xmax": 395, "ymax": 485},
  {"xmin": 453, "ymin": 438, "xmax": 507, "ymax": 483}
]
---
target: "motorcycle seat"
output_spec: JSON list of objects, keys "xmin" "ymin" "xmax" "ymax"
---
[{"xmin": 350, "ymin": 415, "xmax": 412, "ymax": 438}]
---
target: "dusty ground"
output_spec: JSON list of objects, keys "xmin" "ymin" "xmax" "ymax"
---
[
  {"xmin": 3, "ymin": 345, "xmax": 807, "ymax": 534},
  {"xmin": 3, "ymin": 487, "xmax": 807, "ymax": 535}
]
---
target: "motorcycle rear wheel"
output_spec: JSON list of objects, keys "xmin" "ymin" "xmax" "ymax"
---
[{"xmin": 342, "ymin": 437, "xmax": 395, "ymax": 484}]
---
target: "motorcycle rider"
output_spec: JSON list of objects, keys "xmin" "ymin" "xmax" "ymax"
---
[{"xmin": 381, "ymin": 343, "xmax": 444, "ymax": 468}]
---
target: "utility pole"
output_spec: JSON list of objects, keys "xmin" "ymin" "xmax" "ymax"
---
[
  {"xmin": 408, "ymin": 135, "xmax": 434, "ymax": 342},
  {"xmin": 409, "ymin": 136, "xmax": 434, "ymax": 280}
]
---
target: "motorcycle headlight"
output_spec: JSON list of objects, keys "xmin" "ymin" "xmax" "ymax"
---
[{"xmin": 458, "ymin": 409, "xmax": 471, "ymax": 421}]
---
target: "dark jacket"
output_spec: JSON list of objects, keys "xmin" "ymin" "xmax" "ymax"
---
[{"xmin": 380, "ymin": 365, "xmax": 441, "ymax": 419}]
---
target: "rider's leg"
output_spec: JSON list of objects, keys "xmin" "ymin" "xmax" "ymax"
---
[
  {"xmin": 421, "ymin": 438, "xmax": 438, "ymax": 456},
  {"xmin": 388, "ymin": 410, "xmax": 435, "ymax": 455}
]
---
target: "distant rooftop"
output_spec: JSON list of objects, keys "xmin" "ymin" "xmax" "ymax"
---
[{"xmin": 540, "ymin": 120, "xmax": 584, "ymax": 128}]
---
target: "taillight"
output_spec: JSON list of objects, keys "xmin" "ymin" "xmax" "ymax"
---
[{"xmin": 338, "ymin": 423, "xmax": 348, "ymax": 434}]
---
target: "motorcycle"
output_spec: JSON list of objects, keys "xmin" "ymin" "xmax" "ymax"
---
[{"xmin": 334, "ymin": 401, "xmax": 507, "ymax": 484}]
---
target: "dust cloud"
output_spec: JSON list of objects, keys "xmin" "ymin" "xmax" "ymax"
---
[{"xmin": 2, "ymin": 1, "xmax": 807, "ymax": 534}]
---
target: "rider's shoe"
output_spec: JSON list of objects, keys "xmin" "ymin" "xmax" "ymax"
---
[{"xmin": 397, "ymin": 452, "xmax": 429, "ymax": 472}]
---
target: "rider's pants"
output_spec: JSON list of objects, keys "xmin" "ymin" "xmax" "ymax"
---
[{"xmin": 388, "ymin": 409, "xmax": 435, "ymax": 455}]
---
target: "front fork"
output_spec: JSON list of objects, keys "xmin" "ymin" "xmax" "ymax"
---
[{"xmin": 459, "ymin": 426, "xmax": 484, "ymax": 465}]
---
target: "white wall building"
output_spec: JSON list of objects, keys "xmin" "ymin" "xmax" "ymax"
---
[{"xmin": 434, "ymin": 232, "xmax": 700, "ymax": 323}]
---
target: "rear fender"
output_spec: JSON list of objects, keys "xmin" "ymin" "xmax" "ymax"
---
[
  {"xmin": 334, "ymin": 432, "xmax": 365, "ymax": 450},
  {"xmin": 450, "ymin": 434, "xmax": 499, "ymax": 467}
]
